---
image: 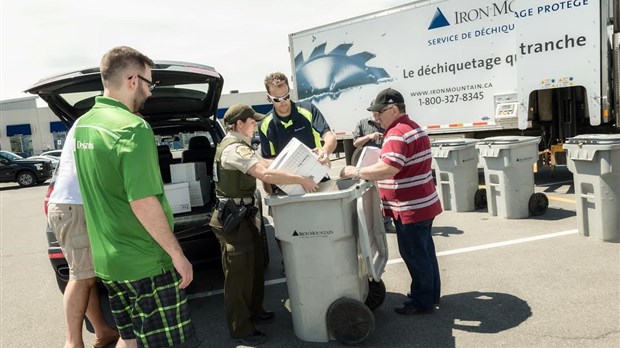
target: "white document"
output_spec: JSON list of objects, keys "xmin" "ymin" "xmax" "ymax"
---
[{"xmin": 267, "ymin": 138, "xmax": 328, "ymax": 195}]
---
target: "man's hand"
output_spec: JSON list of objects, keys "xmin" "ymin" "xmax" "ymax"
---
[
  {"xmin": 370, "ymin": 132, "xmax": 383, "ymax": 141},
  {"xmin": 340, "ymin": 165, "xmax": 357, "ymax": 179},
  {"xmin": 299, "ymin": 176, "xmax": 319, "ymax": 193},
  {"xmin": 315, "ymin": 149, "xmax": 331, "ymax": 167},
  {"xmin": 172, "ymin": 254, "xmax": 193, "ymax": 289}
]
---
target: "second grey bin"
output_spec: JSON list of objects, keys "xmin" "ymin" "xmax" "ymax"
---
[
  {"xmin": 476, "ymin": 136, "xmax": 548, "ymax": 218},
  {"xmin": 564, "ymin": 134, "xmax": 620, "ymax": 242},
  {"xmin": 431, "ymin": 138, "xmax": 479, "ymax": 212}
]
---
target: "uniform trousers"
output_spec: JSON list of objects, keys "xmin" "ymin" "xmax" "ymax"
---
[{"xmin": 209, "ymin": 212, "xmax": 265, "ymax": 338}]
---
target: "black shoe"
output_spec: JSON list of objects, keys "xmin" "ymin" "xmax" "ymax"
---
[
  {"xmin": 394, "ymin": 304, "xmax": 433, "ymax": 315},
  {"xmin": 255, "ymin": 310, "xmax": 275, "ymax": 323},
  {"xmin": 406, "ymin": 292, "xmax": 441, "ymax": 306},
  {"xmin": 238, "ymin": 329, "xmax": 267, "ymax": 346}
]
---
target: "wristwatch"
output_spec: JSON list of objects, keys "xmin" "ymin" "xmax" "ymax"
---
[{"xmin": 355, "ymin": 167, "xmax": 361, "ymax": 180}]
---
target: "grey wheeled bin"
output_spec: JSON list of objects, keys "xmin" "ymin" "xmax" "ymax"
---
[
  {"xmin": 431, "ymin": 138, "xmax": 482, "ymax": 212},
  {"xmin": 264, "ymin": 179, "xmax": 388, "ymax": 344},
  {"xmin": 564, "ymin": 134, "xmax": 620, "ymax": 242},
  {"xmin": 476, "ymin": 136, "xmax": 548, "ymax": 218}
]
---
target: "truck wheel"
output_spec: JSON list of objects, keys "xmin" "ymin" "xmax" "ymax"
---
[
  {"xmin": 474, "ymin": 188, "xmax": 487, "ymax": 209},
  {"xmin": 327, "ymin": 297, "xmax": 375, "ymax": 345},
  {"xmin": 529, "ymin": 193, "xmax": 549, "ymax": 216},
  {"xmin": 17, "ymin": 171, "xmax": 37, "ymax": 187},
  {"xmin": 364, "ymin": 279, "xmax": 386, "ymax": 310}
]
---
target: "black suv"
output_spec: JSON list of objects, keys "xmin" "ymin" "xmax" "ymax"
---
[
  {"xmin": 27, "ymin": 61, "xmax": 268, "ymax": 292},
  {"xmin": 0, "ymin": 150, "xmax": 54, "ymax": 187}
]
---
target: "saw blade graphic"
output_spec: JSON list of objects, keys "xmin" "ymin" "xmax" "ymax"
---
[{"xmin": 294, "ymin": 43, "xmax": 390, "ymax": 100}]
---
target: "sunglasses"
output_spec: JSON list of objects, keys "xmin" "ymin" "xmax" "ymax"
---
[
  {"xmin": 268, "ymin": 93, "xmax": 291, "ymax": 103},
  {"xmin": 129, "ymin": 74, "xmax": 157, "ymax": 91}
]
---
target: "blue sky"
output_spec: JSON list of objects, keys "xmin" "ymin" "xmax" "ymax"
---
[{"xmin": 1, "ymin": 0, "xmax": 407, "ymax": 101}]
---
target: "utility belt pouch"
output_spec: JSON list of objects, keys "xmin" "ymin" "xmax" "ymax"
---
[{"xmin": 219, "ymin": 199, "xmax": 247, "ymax": 234}]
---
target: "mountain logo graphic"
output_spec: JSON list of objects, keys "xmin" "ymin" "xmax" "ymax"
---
[
  {"xmin": 293, "ymin": 231, "xmax": 299, "ymax": 237},
  {"xmin": 428, "ymin": 8, "xmax": 450, "ymax": 30}
]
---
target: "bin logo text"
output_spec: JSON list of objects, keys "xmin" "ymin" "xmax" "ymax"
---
[{"xmin": 292, "ymin": 230, "xmax": 334, "ymax": 238}]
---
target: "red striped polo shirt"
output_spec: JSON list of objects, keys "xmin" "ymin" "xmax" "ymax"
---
[{"xmin": 378, "ymin": 115, "xmax": 442, "ymax": 224}]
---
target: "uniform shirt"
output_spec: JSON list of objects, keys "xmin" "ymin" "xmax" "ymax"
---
[
  {"xmin": 353, "ymin": 117, "xmax": 385, "ymax": 148},
  {"xmin": 219, "ymin": 131, "xmax": 260, "ymax": 174},
  {"xmin": 74, "ymin": 96, "xmax": 174, "ymax": 281},
  {"xmin": 377, "ymin": 114, "xmax": 442, "ymax": 224},
  {"xmin": 259, "ymin": 101, "xmax": 331, "ymax": 158},
  {"xmin": 49, "ymin": 125, "xmax": 82, "ymax": 204}
]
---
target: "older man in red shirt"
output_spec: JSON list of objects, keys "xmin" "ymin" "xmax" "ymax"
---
[{"xmin": 341, "ymin": 88, "xmax": 442, "ymax": 315}]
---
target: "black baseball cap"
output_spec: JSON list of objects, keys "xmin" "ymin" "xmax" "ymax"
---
[
  {"xmin": 367, "ymin": 88, "xmax": 405, "ymax": 112},
  {"xmin": 224, "ymin": 104, "xmax": 266, "ymax": 125}
]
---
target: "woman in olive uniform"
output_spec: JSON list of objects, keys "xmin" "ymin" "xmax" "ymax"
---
[{"xmin": 209, "ymin": 104, "xmax": 317, "ymax": 346}]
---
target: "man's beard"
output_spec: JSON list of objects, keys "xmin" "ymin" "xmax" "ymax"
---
[{"xmin": 133, "ymin": 87, "xmax": 148, "ymax": 113}]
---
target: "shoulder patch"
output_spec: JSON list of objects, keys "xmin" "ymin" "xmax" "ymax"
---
[{"xmin": 236, "ymin": 145, "xmax": 254, "ymax": 159}]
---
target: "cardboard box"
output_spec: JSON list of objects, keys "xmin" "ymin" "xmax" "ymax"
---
[
  {"xmin": 164, "ymin": 182, "xmax": 191, "ymax": 214},
  {"xmin": 171, "ymin": 162, "xmax": 207, "ymax": 183},
  {"xmin": 188, "ymin": 176, "xmax": 211, "ymax": 207},
  {"xmin": 268, "ymin": 138, "xmax": 328, "ymax": 195}
]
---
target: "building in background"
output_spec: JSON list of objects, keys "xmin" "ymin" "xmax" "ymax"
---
[{"xmin": 1, "ymin": 91, "xmax": 271, "ymax": 156}]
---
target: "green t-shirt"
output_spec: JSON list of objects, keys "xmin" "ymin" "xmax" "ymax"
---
[{"xmin": 74, "ymin": 97, "xmax": 174, "ymax": 281}]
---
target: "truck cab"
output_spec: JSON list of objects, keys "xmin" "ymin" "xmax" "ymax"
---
[{"xmin": 0, "ymin": 150, "xmax": 54, "ymax": 187}]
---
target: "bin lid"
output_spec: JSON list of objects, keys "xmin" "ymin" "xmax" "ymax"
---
[
  {"xmin": 475, "ymin": 136, "xmax": 540, "ymax": 149},
  {"xmin": 565, "ymin": 134, "xmax": 620, "ymax": 145},
  {"xmin": 264, "ymin": 179, "xmax": 363, "ymax": 207},
  {"xmin": 431, "ymin": 138, "xmax": 478, "ymax": 148},
  {"xmin": 356, "ymin": 146, "xmax": 381, "ymax": 169},
  {"xmin": 356, "ymin": 183, "xmax": 388, "ymax": 281}
]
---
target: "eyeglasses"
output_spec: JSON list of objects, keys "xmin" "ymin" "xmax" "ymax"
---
[
  {"xmin": 129, "ymin": 75, "xmax": 157, "ymax": 91},
  {"xmin": 378, "ymin": 105, "xmax": 394, "ymax": 114},
  {"xmin": 268, "ymin": 93, "xmax": 290, "ymax": 103}
]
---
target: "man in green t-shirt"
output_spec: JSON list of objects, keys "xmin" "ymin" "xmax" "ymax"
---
[{"xmin": 74, "ymin": 46, "xmax": 193, "ymax": 348}]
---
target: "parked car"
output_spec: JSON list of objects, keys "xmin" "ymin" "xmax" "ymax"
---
[
  {"xmin": 27, "ymin": 61, "xmax": 269, "ymax": 292},
  {"xmin": 40, "ymin": 150, "xmax": 63, "ymax": 159},
  {"xmin": 0, "ymin": 150, "xmax": 54, "ymax": 187},
  {"xmin": 28, "ymin": 155, "xmax": 59, "ymax": 170}
]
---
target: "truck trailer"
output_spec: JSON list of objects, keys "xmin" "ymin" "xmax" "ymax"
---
[{"xmin": 288, "ymin": 0, "xmax": 620, "ymax": 165}]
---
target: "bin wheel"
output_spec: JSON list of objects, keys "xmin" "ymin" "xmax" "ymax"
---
[
  {"xmin": 474, "ymin": 188, "xmax": 487, "ymax": 209},
  {"xmin": 529, "ymin": 192, "xmax": 549, "ymax": 216},
  {"xmin": 327, "ymin": 297, "xmax": 375, "ymax": 345},
  {"xmin": 365, "ymin": 280, "xmax": 386, "ymax": 310}
]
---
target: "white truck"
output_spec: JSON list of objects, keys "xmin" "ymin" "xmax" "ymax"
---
[{"xmin": 288, "ymin": 0, "xmax": 619, "ymax": 164}]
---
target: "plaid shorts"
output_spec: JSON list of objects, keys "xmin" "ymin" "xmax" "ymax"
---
[{"xmin": 103, "ymin": 269, "xmax": 193, "ymax": 348}]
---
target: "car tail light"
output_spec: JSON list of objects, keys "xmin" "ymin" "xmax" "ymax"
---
[
  {"xmin": 48, "ymin": 252, "xmax": 65, "ymax": 259},
  {"xmin": 44, "ymin": 183, "xmax": 54, "ymax": 216}
]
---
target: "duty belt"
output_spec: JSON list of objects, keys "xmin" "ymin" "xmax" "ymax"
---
[{"xmin": 217, "ymin": 197, "xmax": 255, "ymax": 208}]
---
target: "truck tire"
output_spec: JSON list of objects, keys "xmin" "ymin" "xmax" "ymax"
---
[{"xmin": 17, "ymin": 170, "xmax": 37, "ymax": 187}]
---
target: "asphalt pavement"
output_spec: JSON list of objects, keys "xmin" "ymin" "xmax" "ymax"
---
[{"xmin": 0, "ymin": 160, "xmax": 618, "ymax": 347}]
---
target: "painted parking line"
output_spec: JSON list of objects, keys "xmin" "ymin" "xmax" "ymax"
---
[
  {"xmin": 188, "ymin": 229, "xmax": 578, "ymax": 300},
  {"xmin": 546, "ymin": 195, "xmax": 575, "ymax": 204}
]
